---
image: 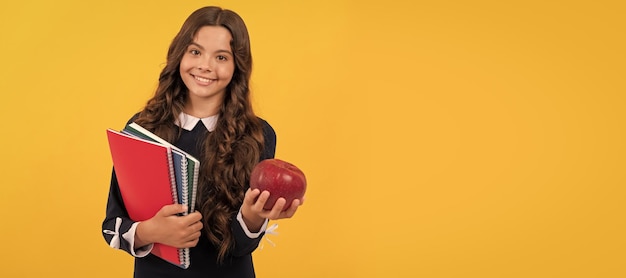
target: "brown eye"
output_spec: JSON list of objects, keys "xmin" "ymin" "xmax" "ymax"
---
[{"xmin": 190, "ymin": 49, "xmax": 201, "ymax": 55}]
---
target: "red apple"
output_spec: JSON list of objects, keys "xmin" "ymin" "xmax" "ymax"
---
[{"xmin": 249, "ymin": 158, "xmax": 306, "ymax": 211}]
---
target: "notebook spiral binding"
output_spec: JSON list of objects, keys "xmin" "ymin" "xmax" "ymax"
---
[
  {"xmin": 189, "ymin": 161, "xmax": 199, "ymax": 213},
  {"xmin": 180, "ymin": 155, "xmax": 190, "ymax": 268},
  {"xmin": 180, "ymin": 158, "xmax": 189, "ymax": 214},
  {"xmin": 165, "ymin": 149, "xmax": 178, "ymax": 209}
]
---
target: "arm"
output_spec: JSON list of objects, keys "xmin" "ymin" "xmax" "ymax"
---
[
  {"xmin": 229, "ymin": 119, "xmax": 303, "ymax": 256},
  {"xmin": 239, "ymin": 117, "xmax": 278, "ymax": 233},
  {"xmin": 101, "ymin": 169, "xmax": 153, "ymax": 257},
  {"xmin": 230, "ymin": 186, "xmax": 302, "ymax": 257},
  {"xmin": 102, "ymin": 169, "xmax": 204, "ymax": 256},
  {"xmin": 102, "ymin": 115, "xmax": 150, "ymax": 256}
]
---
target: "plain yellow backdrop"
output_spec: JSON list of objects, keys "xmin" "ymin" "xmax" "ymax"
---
[{"xmin": 1, "ymin": 0, "xmax": 624, "ymax": 277}]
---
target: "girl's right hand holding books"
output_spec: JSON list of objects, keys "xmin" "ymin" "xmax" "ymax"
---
[{"xmin": 135, "ymin": 204, "xmax": 203, "ymax": 249}]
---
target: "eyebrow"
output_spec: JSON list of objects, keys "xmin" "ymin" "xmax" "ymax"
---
[{"xmin": 188, "ymin": 42, "xmax": 233, "ymax": 55}]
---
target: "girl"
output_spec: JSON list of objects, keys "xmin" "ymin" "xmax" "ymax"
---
[{"xmin": 102, "ymin": 6, "xmax": 302, "ymax": 278}]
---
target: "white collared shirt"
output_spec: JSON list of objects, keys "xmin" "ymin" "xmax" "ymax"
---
[{"xmin": 176, "ymin": 112, "xmax": 218, "ymax": 131}]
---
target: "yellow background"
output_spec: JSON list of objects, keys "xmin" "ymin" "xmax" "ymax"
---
[{"xmin": 1, "ymin": 0, "xmax": 624, "ymax": 277}]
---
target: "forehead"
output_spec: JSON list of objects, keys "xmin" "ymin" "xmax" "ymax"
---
[{"xmin": 192, "ymin": 26, "xmax": 233, "ymax": 50}]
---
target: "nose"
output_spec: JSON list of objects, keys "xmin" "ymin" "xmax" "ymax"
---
[{"xmin": 198, "ymin": 57, "xmax": 213, "ymax": 72}]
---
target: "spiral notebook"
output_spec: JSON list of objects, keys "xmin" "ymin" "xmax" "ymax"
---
[
  {"xmin": 106, "ymin": 124, "xmax": 200, "ymax": 269},
  {"xmin": 123, "ymin": 122, "xmax": 200, "ymax": 213}
]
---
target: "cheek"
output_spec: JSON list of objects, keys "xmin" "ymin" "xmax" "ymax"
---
[
  {"xmin": 218, "ymin": 64, "xmax": 236, "ymax": 80},
  {"xmin": 179, "ymin": 59, "xmax": 192, "ymax": 72}
]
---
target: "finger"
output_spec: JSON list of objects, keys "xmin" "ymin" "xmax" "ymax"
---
[
  {"xmin": 267, "ymin": 198, "xmax": 287, "ymax": 219},
  {"xmin": 177, "ymin": 236, "xmax": 199, "ymax": 248},
  {"xmin": 159, "ymin": 204, "xmax": 188, "ymax": 217},
  {"xmin": 184, "ymin": 237, "xmax": 200, "ymax": 248},
  {"xmin": 244, "ymin": 188, "xmax": 261, "ymax": 205},
  {"xmin": 188, "ymin": 220, "xmax": 203, "ymax": 232},
  {"xmin": 183, "ymin": 230, "xmax": 202, "ymax": 243},
  {"xmin": 187, "ymin": 211, "xmax": 203, "ymax": 222},
  {"xmin": 176, "ymin": 211, "xmax": 202, "ymax": 226},
  {"xmin": 254, "ymin": 190, "xmax": 271, "ymax": 211},
  {"xmin": 282, "ymin": 199, "xmax": 301, "ymax": 218}
]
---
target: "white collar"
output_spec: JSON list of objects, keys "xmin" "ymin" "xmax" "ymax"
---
[{"xmin": 176, "ymin": 112, "xmax": 218, "ymax": 131}]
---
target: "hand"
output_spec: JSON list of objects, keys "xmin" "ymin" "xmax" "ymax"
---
[
  {"xmin": 135, "ymin": 204, "xmax": 203, "ymax": 249},
  {"xmin": 240, "ymin": 188, "xmax": 303, "ymax": 232}
]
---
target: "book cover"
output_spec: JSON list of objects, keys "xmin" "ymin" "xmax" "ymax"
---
[{"xmin": 125, "ymin": 122, "xmax": 200, "ymax": 214}]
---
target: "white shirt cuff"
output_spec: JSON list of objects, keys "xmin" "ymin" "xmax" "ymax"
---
[
  {"xmin": 236, "ymin": 209, "xmax": 268, "ymax": 238},
  {"xmin": 122, "ymin": 222, "xmax": 153, "ymax": 257}
]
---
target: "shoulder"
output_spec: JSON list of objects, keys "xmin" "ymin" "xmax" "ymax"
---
[
  {"xmin": 125, "ymin": 112, "xmax": 141, "ymax": 125},
  {"xmin": 257, "ymin": 117, "xmax": 277, "ymax": 159},
  {"xmin": 258, "ymin": 117, "xmax": 276, "ymax": 142}
]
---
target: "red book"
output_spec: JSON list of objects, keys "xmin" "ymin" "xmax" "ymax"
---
[{"xmin": 106, "ymin": 129, "xmax": 189, "ymax": 269}]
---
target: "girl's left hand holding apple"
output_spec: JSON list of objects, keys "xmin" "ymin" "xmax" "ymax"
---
[{"xmin": 240, "ymin": 188, "xmax": 303, "ymax": 232}]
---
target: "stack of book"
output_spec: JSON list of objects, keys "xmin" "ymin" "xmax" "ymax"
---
[{"xmin": 106, "ymin": 122, "xmax": 199, "ymax": 269}]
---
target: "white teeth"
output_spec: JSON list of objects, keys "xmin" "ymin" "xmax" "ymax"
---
[{"xmin": 194, "ymin": 75, "xmax": 211, "ymax": 82}]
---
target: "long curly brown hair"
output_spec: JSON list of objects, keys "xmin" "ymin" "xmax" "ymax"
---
[{"xmin": 134, "ymin": 6, "xmax": 264, "ymax": 262}]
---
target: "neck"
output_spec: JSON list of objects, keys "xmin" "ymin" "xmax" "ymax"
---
[{"xmin": 184, "ymin": 95, "xmax": 223, "ymax": 118}]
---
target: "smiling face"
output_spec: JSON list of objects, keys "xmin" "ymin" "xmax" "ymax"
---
[{"xmin": 180, "ymin": 25, "xmax": 235, "ymax": 116}]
